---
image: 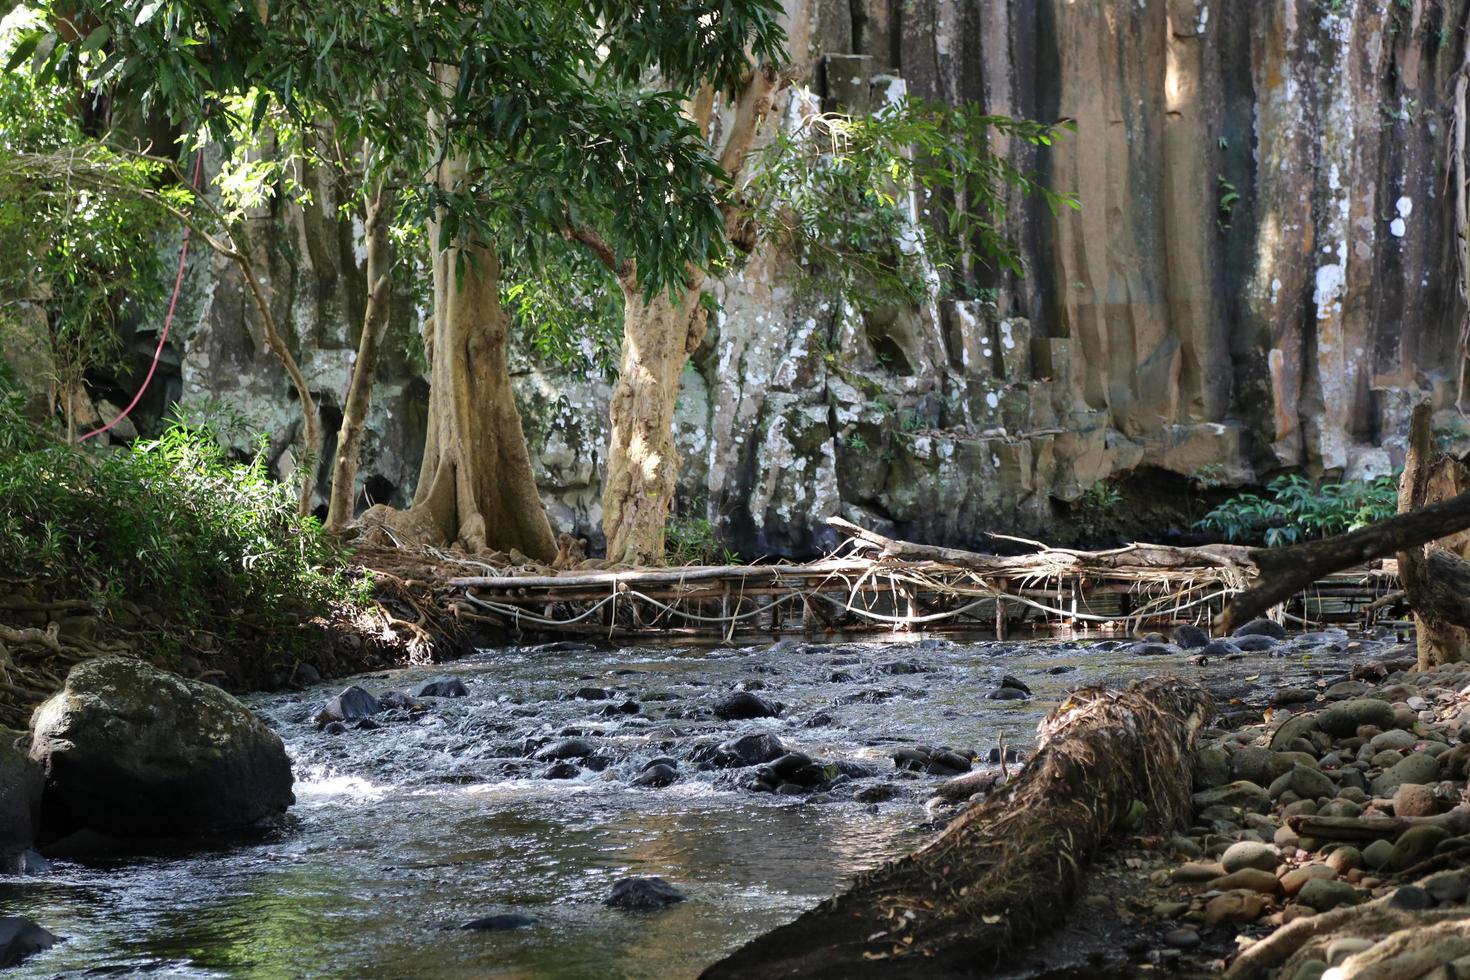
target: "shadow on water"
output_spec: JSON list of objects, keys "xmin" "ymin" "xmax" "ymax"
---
[{"xmin": 1, "ymin": 629, "xmax": 1395, "ymax": 978}]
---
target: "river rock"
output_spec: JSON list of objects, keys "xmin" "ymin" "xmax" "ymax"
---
[
  {"xmin": 1363, "ymin": 838, "xmax": 1396, "ymax": 869},
  {"xmin": 633, "ymin": 763, "xmax": 678, "ymax": 788},
  {"xmin": 986, "ymin": 686, "xmax": 1029, "ymax": 700},
  {"xmin": 713, "ymin": 733, "xmax": 786, "ymax": 767},
  {"xmin": 533, "ymin": 738, "xmax": 598, "ymax": 762},
  {"xmin": 1271, "ymin": 764, "xmax": 1334, "ymax": 802},
  {"xmin": 1270, "ymin": 713, "xmax": 1319, "ymax": 751},
  {"xmin": 1319, "ymin": 699, "xmax": 1396, "ymax": 737},
  {"xmin": 1204, "ymin": 891, "xmax": 1269, "ymax": 925},
  {"xmin": 541, "ymin": 762, "xmax": 581, "ymax": 779},
  {"xmin": 1231, "ymin": 746, "xmax": 1289, "ymax": 785},
  {"xmin": 1220, "ymin": 840, "xmax": 1279, "ymax": 874},
  {"xmin": 1371, "ymin": 753, "xmax": 1441, "ymax": 797},
  {"xmin": 925, "ymin": 750, "xmax": 972, "ymax": 776},
  {"xmin": 0, "ymin": 731, "xmax": 42, "ymax": 860},
  {"xmin": 1174, "ymin": 625, "xmax": 1210, "ymax": 649},
  {"xmin": 855, "ymin": 783, "xmax": 900, "ymax": 804},
  {"xmin": 1393, "ymin": 783, "xmax": 1437, "ymax": 818},
  {"xmin": 1163, "ymin": 927, "xmax": 1201, "ymax": 949},
  {"xmin": 1195, "ymin": 747, "xmax": 1230, "ymax": 790},
  {"xmin": 316, "ymin": 685, "xmax": 381, "ymax": 724},
  {"xmin": 460, "ymin": 913, "xmax": 537, "ymax": 931},
  {"xmin": 376, "ymin": 690, "xmax": 419, "ymax": 711},
  {"xmin": 1370, "ymin": 729, "xmax": 1418, "ymax": 753},
  {"xmin": 1235, "ymin": 635, "xmax": 1281, "ymax": 653},
  {"xmin": 1193, "ymin": 781, "xmax": 1271, "ymax": 813},
  {"xmin": 713, "ymin": 692, "xmax": 779, "ymax": 720},
  {"xmin": 1281, "ymin": 864, "xmax": 1336, "ymax": 896},
  {"xmin": 1202, "ymin": 639, "xmax": 1240, "ymax": 657},
  {"xmin": 1233, "ymin": 618, "xmax": 1287, "ymax": 640},
  {"xmin": 1390, "ymin": 825, "xmax": 1451, "ymax": 870},
  {"xmin": 574, "ymin": 687, "xmax": 613, "ymax": 701},
  {"xmin": 0, "ymin": 916, "xmax": 56, "ymax": 968},
  {"xmin": 1297, "ymin": 878, "xmax": 1361, "ymax": 911},
  {"xmin": 605, "ymin": 876, "xmax": 686, "ymax": 910},
  {"xmin": 415, "ymin": 678, "xmax": 469, "ymax": 698},
  {"xmin": 1210, "ymin": 868, "xmax": 1281, "ymax": 894},
  {"xmin": 29, "ymin": 657, "xmax": 294, "ymax": 837}
]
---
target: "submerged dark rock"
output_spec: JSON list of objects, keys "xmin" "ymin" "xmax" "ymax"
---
[
  {"xmin": 459, "ymin": 913, "xmax": 537, "ymax": 931},
  {"xmin": 711, "ymin": 733, "xmax": 786, "ymax": 767},
  {"xmin": 633, "ymin": 763, "xmax": 679, "ymax": 788},
  {"xmin": 605, "ymin": 876, "xmax": 687, "ymax": 910},
  {"xmin": 574, "ymin": 687, "xmax": 613, "ymax": 701},
  {"xmin": 541, "ymin": 762, "xmax": 581, "ymax": 780},
  {"xmin": 533, "ymin": 738, "xmax": 599, "ymax": 762},
  {"xmin": 0, "ymin": 916, "xmax": 56, "ymax": 968},
  {"xmin": 713, "ymin": 691, "xmax": 780, "ymax": 720},
  {"xmin": 1173, "ymin": 624, "xmax": 1210, "ymax": 649},
  {"xmin": 29, "ymin": 657, "xmax": 294, "ymax": 837},
  {"xmin": 376, "ymin": 690, "xmax": 419, "ymax": 711},
  {"xmin": 415, "ymin": 678, "xmax": 469, "ymax": 698},
  {"xmin": 317, "ymin": 685, "xmax": 381, "ymax": 724},
  {"xmin": 1232, "ymin": 618, "xmax": 1287, "ymax": 640}
]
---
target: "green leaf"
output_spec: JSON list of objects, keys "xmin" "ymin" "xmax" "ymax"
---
[
  {"xmin": 80, "ymin": 25, "xmax": 112, "ymax": 54},
  {"xmin": 3, "ymin": 32, "xmax": 40, "ymax": 73},
  {"xmin": 135, "ymin": 1, "xmax": 165, "ymax": 26}
]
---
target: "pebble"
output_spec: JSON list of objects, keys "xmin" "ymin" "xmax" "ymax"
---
[
  {"xmin": 1163, "ymin": 927, "xmax": 1200, "ymax": 949},
  {"xmin": 1296, "ymin": 877, "xmax": 1361, "ymax": 911},
  {"xmin": 1220, "ymin": 840, "xmax": 1279, "ymax": 874},
  {"xmin": 1280, "ymin": 864, "xmax": 1336, "ymax": 897},
  {"xmin": 1204, "ymin": 891, "xmax": 1270, "ymax": 925},
  {"xmin": 1389, "ymin": 824, "xmax": 1450, "ymax": 870},
  {"xmin": 1209, "ymin": 868, "xmax": 1281, "ymax": 895}
]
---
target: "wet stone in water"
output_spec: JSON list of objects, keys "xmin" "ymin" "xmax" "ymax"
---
[
  {"xmin": 604, "ymin": 876, "xmax": 687, "ymax": 910},
  {"xmin": 459, "ymin": 913, "xmax": 537, "ymax": 931}
]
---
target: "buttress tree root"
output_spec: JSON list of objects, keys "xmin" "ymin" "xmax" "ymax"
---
[{"xmin": 700, "ymin": 677, "xmax": 1213, "ymax": 979}]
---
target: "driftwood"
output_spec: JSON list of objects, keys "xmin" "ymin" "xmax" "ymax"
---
[
  {"xmin": 700, "ymin": 677, "xmax": 1213, "ymax": 979},
  {"xmin": 1216, "ymin": 480, "xmax": 1470, "ymax": 634},
  {"xmin": 1286, "ymin": 806, "xmax": 1470, "ymax": 842},
  {"xmin": 828, "ymin": 516, "xmax": 1252, "ymax": 574}
]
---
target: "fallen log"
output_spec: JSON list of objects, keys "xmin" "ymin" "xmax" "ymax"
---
[
  {"xmin": 828, "ymin": 516, "xmax": 1252, "ymax": 574},
  {"xmin": 1216, "ymin": 481, "xmax": 1470, "ymax": 634},
  {"xmin": 1286, "ymin": 806, "xmax": 1470, "ymax": 842},
  {"xmin": 700, "ymin": 677, "xmax": 1213, "ymax": 979}
]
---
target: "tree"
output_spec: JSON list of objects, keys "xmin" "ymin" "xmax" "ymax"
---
[
  {"xmin": 581, "ymin": 91, "xmax": 1076, "ymax": 564},
  {"xmin": 21, "ymin": 0, "xmax": 785, "ymax": 558}
]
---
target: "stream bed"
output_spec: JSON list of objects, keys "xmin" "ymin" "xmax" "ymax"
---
[{"xmin": 1, "ymin": 630, "xmax": 1401, "ymax": 978}]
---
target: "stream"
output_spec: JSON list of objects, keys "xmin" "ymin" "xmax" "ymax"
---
[{"xmin": 1, "ymin": 630, "xmax": 1402, "ymax": 978}]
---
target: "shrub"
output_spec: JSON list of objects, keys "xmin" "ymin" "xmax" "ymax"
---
[
  {"xmin": 0, "ymin": 391, "xmax": 365, "ymax": 653},
  {"xmin": 1194, "ymin": 473, "xmax": 1398, "ymax": 547}
]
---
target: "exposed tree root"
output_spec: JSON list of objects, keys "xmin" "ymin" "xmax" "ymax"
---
[{"xmin": 701, "ymin": 677, "xmax": 1212, "ymax": 979}]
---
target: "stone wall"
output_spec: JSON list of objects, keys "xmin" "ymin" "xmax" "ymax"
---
[{"xmin": 166, "ymin": 0, "xmax": 1470, "ymax": 555}]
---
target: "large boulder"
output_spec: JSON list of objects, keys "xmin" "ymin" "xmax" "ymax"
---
[
  {"xmin": 29, "ymin": 657, "xmax": 294, "ymax": 838},
  {"xmin": 0, "ymin": 729, "xmax": 42, "ymax": 859},
  {"xmin": 0, "ymin": 916, "xmax": 56, "ymax": 968}
]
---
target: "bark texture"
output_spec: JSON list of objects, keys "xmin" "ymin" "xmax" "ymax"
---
[
  {"xmin": 369, "ymin": 151, "xmax": 556, "ymax": 560},
  {"xmin": 600, "ymin": 64, "xmax": 781, "ymax": 566},
  {"xmin": 601, "ymin": 283, "xmax": 708, "ymax": 565},
  {"xmin": 325, "ymin": 177, "xmax": 393, "ymax": 531},
  {"xmin": 702, "ymin": 677, "xmax": 1212, "ymax": 979},
  {"xmin": 1398, "ymin": 401, "xmax": 1470, "ymax": 668}
]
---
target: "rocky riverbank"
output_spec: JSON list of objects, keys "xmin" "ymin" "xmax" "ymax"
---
[{"xmin": 990, "ymin": 635, "xmax": 1470, "ymax": 978}]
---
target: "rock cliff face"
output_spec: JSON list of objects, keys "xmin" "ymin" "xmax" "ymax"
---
[{"xmin": 173, "ymin": 0, "xmax": 1470, "ymax": 556}]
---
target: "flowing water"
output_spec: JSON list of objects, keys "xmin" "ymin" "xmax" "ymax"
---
[{"xmin": 1, "ymin": 631, "xmax": 1397, "ymax": 978}]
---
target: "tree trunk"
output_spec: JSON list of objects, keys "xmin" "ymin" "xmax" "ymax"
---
[
  {"xmin": 597, "ymin": 63, "xmax": 781, "ymax": 567},
  {"xmin": 370, "ymin": 158, "xmax": 555, "ymax": 559},
  {"xmin": 702, "ymin": 678, "xmax": 1212, "ymax": 979},
  {"xmin": 325, "ymin": 177, "xmax": 393, "ymax": 532},
  {"xmin": 1398, "ymin": 402, "xmax": 1470, "ymax": 668},
  {"xmin": 601, "ymin": 281, "xmax": 707, "ymax": 565}
]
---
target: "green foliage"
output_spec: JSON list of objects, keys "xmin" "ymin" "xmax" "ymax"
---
[
  {"xmin": 1195, "ymin": 474, "xmax": 1399, "ymax": 547},
  {"xmin": 0, "ymin": 19, "xmax": 169, "ymax": 421},
  {"xmin": 501, "ymin": 246, "xmax": 623, "ymax": 373},
  {"xmin": 749, "ymin": 99, "xmax": 1077, "ymax": 305},
  {"xmin": 19, "ymin": 0, "xmax": 788, "ymax": 301},
  {"xmin": 664, "ymin": 510, "xmax": 738, "ymax": 566},
  {"xmin": 1216, "ymin": 175, "xmax": 1240, "ymax": 231},
  {"xmin": 0, "ymin": 389, "xmax": 365, "ymax": 653},
  {"xmin": 1079, "ymin": 480, "xmax": 1123, "ymax": 512}
]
